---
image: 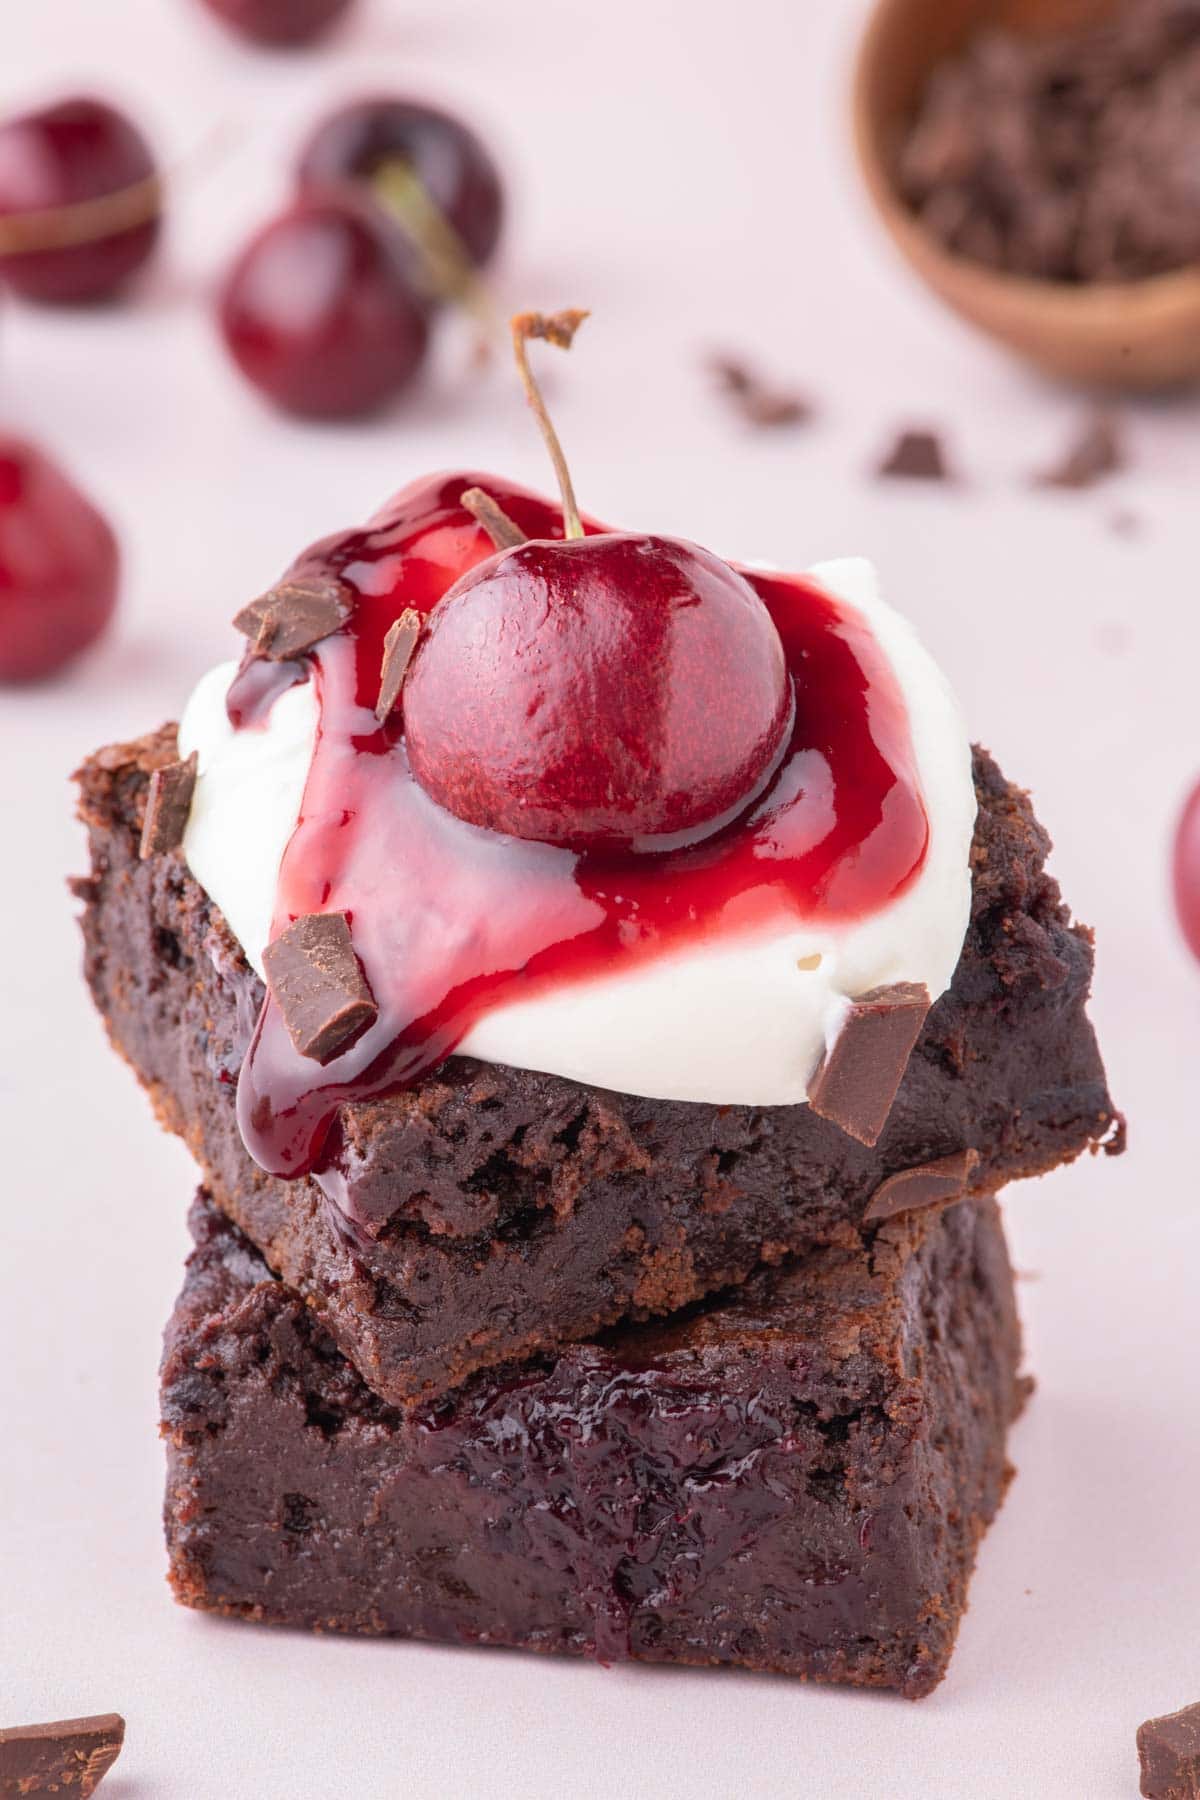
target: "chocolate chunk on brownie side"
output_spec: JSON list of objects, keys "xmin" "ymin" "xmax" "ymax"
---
[
  {"xmin": 162, "ymin": 1190, "xmax": 1024, "ymax": 1699},
  {"xmin": 77, "ymin": 728, "xmax": 1118, "ymax": 1405}
]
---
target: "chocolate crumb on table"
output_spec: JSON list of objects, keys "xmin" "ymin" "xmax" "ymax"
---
[
  {"xmin": 709, "ymin": 354, "xmax": 813, "ymax": 428},
  {"xmin": 1138, "ymin": 1702, "xmax": 1200, "ymax": 1800},
  {"xmin": 876, "ymin": 429, "xmax": 950, "ymax": 481},
  {"xmin": 0, "ymin": 1713, "xmax": 124, "ymax": 1797},
  {"xmin": 1035, "ymin": 414, "xmax": 1124, "ymax": 491},
  {"xmin": 900, "ymin": 0, "xmax": 1200, "ymax": 283}
]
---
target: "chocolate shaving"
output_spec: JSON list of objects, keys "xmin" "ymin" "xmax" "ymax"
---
[
  {"xmin": 1137, "ymin": 1700, "xmax": 1200, "ymax": 1800},
  {"xmin": 263, "ymin": 912, "xmax": 378, "ymax": 1065},
  {"xmin": 375, "ymin": 609, "xmax": 422, "ymax": 725},
  {"xmin": 808, "ymin": 982, "xmax": 931, "ymax": 1147},
  {"xmin": 460, "ymin": 486, "xmax": 528, "ymax": 551},
  {"xmin": 0, "ymin": 1713, "xmax": 125, "ymax": 1797},
  {"xmin": 1035, "ymin": 413, "xmax": 1124, "ymax": 490},
  {"xmin": 877, "ymin": 429, "xmax": 950, "ymax": 482},
  {"xmin": 710, "ymin": 355, "xmax": 813, "ymax": 429},
  {"xmin": 139, "ymin": 752, "xmax": 198, "ymax": 860},
  {"xmin": 863, "ymin": 1147, "xmax": 980, "ymax": 1224},
  {"xmin": 233, "ymin": 576, "xmax": 351, "ymax": 660}
]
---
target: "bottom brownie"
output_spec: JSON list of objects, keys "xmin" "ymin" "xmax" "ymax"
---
[{"xmin": 162, "ymin": 1192, "xmax": 1025, "ymax": 1699}]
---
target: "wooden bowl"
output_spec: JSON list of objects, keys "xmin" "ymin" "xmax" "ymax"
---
[{"xmin": 853, "ymin": 0, "xmax": 1200, "ymax": 390}]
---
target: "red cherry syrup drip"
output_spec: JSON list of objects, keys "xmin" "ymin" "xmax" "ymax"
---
[{"xmin": 228, "ymin": 471, "xmax": 930, "ymax": 1208}]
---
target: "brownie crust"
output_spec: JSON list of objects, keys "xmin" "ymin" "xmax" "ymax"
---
[
  {"xmin": 162, "ymin": 1191, "xmax": 1025, "ymax": 1699},
  {"xmin": 78, "ymin": 728, "xmax": 1118, "ymax": 1404}
]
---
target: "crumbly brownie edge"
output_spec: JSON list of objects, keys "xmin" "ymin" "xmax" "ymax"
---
[
  {"xmin": 76, "ymin": 727, "xmax": 1117, "ymax": 1404},
  {"xmin": 161, "ymin": 1192, "xmax": 1024, "ymax": 1698}
]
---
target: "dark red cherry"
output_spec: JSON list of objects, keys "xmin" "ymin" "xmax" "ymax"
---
[
  {"xmin": 197, "ymin": 0, "xmax": 354, "ymax": 47},
  {"xmin": 1173, "ymin": 778, "xmax": 1200, "ymax": 964},
  {"xmin": 403, "ymin": 533, "xmax": 793, "ymax": 852},
  {"xmin": 0, "ymin": 97, "xmax": 160, "ymax": 305},
  {"xmin": 0, "ymin": 437, "xmax": 119, "ymax": 682},
  {"xmin": 297, "ymin": 96, "xmax": 504, "ymax": 273},
  {"xmin": 219, "ymin": 190, "xmax": 430, "ymax": 419}
]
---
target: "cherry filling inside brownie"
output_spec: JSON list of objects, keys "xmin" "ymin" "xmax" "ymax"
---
[
  {"xmin": 75, "ymin": 317, "xmax": 1119, "ymax": 1404},
  {"xmin": 162, "ymin": 1189, "xmax": 1025, "ymax": 1698}
]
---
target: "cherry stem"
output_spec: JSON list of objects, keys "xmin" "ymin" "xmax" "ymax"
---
[
  {"xmin": 0, "ymin": 173, "xmax": 161, "ymax": 254},
  {"xmin": 373, "ymin": 160, "xmax": 499, "ymax": 353},
  {"xmin": 510, "ymin": 309, "xmax": 589, "ymax": 540},
  {"xmin": 461, "ymin": 486, "xmax": 527, "ymax": 550}
]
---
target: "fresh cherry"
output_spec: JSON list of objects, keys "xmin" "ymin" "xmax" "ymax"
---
[
  {"xmin": 1173, "ymin": 778, "xmax": 1200, "ymax": 964},
  {"xmin": 405, "ymin": 533, "xmax": 792, "ymax": 851},
  {"xmin": 197, "ymin": 0, "xmax": 354, "ymax": 48},
  {"xmin": 0, "ymin": 97, "xmax": 160, "ymax": 305},
  {"xmin": 0, "ymin": 437, "xmax": 119, "ymax": 682},
  {"xmin": 402, "ymin": 312, "xmax": 792, "ymax": 852},
  {"xmin": 297, "ymin": 97, "xmax": 504, "ymax": 275},
  {"xmin": 219, "ymin": 190, "xmax": 430, "ymax": 419}
]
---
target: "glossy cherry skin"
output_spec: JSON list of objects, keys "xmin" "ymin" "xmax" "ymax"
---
[
  {"xmin": 0, "ymin": 98, "xmax": 160, "ymax": 305},
  {"xmin": 297, "ymin": 97, "xmax": 504, "ymax": 272},
  {"xmin": 198, "ymin": 0, "xmax": 354, "ymax": 46},
  {"xmin": 0, "ymin": 438, "xmax": 118, "ymax": 682},
  {"xmin": 1173, "ymin": 778, "xmax": 1200, "ymax": 963},
  {"xmin": 403, "ymin": 533, "xmax": 794, "ymax": 852},
  {"xmin": 219, "ymin": 190, "xmax": 430, "ymax": 419}
]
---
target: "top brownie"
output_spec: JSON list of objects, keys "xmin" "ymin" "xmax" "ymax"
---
[{"xmin": 76, "ymin": 728, "xmax": 1119, "ymax": 1405}]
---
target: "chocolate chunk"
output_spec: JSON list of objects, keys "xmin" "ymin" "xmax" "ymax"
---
[
  {"xmin": 139, "ymin": 752, "xmax": 198, "ymax": 860},
  {"xmin": 1137, "ymin": 1701, "xmax": 1200, "ymax": 1799},
  {"xmin": 809, "ymin": 983, "xmax": 931, "ymax": 1147},
  {"xmin": 710, "ymin": 355, "xmax": 813, "ymax": 429},
  {"xmin": 233, "ymin": 576, "xmax": 350, "ymax": 660},
  {"xmin": 375, "ymin": 609, "xmax": 422, "ymax": 725},
  {"xmin": 0, "ymin": 1713, "xmax": 125, "ymax": 1797},
  {"xmin": 877, "ymin": 429, "xmax": 950, "ymax": 482},
  {"xmin": 1035, "ymin": 414, "xmax": 1124, "ymax": 490},
  {"xmin": 460, "ymin": 487, "xmax": 528, "ymax": 550},
  {"xmin": 263, "ymin": 912, "xmax": 377, "ymax": 1065},
  {"xmin": 864, "ymin": 1147, "xmax": 980, "ymax": 1223}
]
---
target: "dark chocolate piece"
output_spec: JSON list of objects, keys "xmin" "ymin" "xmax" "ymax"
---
[
  {"xmin": 864, "ymin": 1146, "xmax": 979, "ymax": 1223},
  {"xmin": 877, "ymin": 429, "xmax": 949, "ymax": 481},
  {"xmin": 138, "ymin": 752, "xmax": 197, "ymax": 860},
  {"xmin": 1036, "ymin": 414, "xmax": 1124, "ymax": 491},
  {"xmin": 0, "ymin": 1713, "xmax": 124, "ymax": 1797},
  {"xmin": 710, "ymin": 355, "xmax": 812, "ymax": 428},
  {"xmin": 262, "ymin": 912, "xmax": 377, "ymax": 1065},
  {"xmin": 233, "ymin": 576, "xmax": 350, "ymax": 660},
  {"xmin": 460, "ymin": 486, "xmax": 528, "ymax": 550},
  {"xmin": 809, "ymin": 982, "xmax": 931, "ymax": 1147},
  {"xmin": 75, "ymin": 730, "xmax": 1120, "ymax": 1405},
  {"xmin": 375, "ymin": 610, "xmax": 422, "ymax": 725},
  {"xmin": 1138, "ymin": 1702, "xmax": 1200, "ymax": 1800},
  {"xmin": 162, "ymin": 1191, "xmax": 1024, "ymax": 1699}
]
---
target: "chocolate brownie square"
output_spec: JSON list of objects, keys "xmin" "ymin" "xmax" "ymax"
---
[
  {"xmin": 162, "ymin": 1190, "xmax": 1025, "ymax": 1698},
  {"xmin": 78, "ymin": 729, "xmax": 1118, "ymax": 1404}
]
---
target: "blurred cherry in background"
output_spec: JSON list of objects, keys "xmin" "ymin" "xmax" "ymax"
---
[
  {"xmin": 0, "ymin": 438, "xmax": 119, "ymax": 682},
  {"xmin": 0, "ymin": 97, "xmax": 161, "ymax": 304},
  {"xmin": 196, "ymin": 0, "xmax": 355, "ymax": 48}
]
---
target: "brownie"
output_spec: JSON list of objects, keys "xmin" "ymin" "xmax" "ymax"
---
[
  {"xmin": 162, "ymin": 1189, "xmax": 1025, "ymax": 1698},
  {"xmin": 77, "ymin": 728, "xmax": 1118, "ymax": 1405}
]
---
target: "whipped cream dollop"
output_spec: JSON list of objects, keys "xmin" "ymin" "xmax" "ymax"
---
[{"xmin": 179, "ymin": 558, "xmax": 976, "ymax": 1108}]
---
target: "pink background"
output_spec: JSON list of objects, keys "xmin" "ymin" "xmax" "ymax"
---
[{"xmin": 1, "ymin": 2, "xmax": 1195, "ymax": 1795}]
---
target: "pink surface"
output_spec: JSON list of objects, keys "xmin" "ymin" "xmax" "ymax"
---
[{"xmin": 0, "ymin": 2, "xmax": 1194, "ymax": 1795}]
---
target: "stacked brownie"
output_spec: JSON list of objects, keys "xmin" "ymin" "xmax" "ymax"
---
[{"xmin": 74, "ymin": 723, "xmax": 1118, "ymax": 1697}]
